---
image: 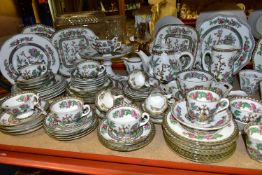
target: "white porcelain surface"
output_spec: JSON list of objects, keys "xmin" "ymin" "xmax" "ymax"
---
[
  {"xmin": 19, "ymin": 63, "xmax": 47, "ymax": 80},
  {"xmin": 50, "ymin": 97, "xmax": 91, "ymax": 124},
  {"xmin": 239, "ymin": 69, "xmax": 262, "ymax": 95},
  {"xmin": 197, "ymin": 15, "xmax": 255, "ymax": 75},
  {"xmin": 154, "ymin": 16, "xmax": 183, "ymax": 36},
  {"xmin": 122, "ymin": 57, "xmax": 143, "ymax": 73},
  {"xmin": 128, "ymin": 70, "xmax": 149, "ymax": 90},
  {"xmin": 177, "ymin": 69, "xmax": 214, "ymax": 93},
  {"xmin": 166, "ymin": 111, "xmax": 236, "ymax": 142},
  {"xmin": 96, "ymin": 89, "xmax": 123, "ymax": 112},
  {"xmin": 186, "ymin": 89, "xmax": 229, "ymax": 123},
  {"xmin": 106, "ymin": 105, "xmax": 150, "ymax": 138},
  {"xmin": 0, "ymin": 34, "xmax": 59, "ymax": 84},
  {"xmin": 144, "ymin": 92, "xmax": 168, "ymax": 115},
  {"xmin": 172, "ymin": 101, "xmax": 232, "ymax": 131},
  {"xmin": 1, "ymin": 92, "xmax": 40, "ymax": 116},
  {"xmin": 51, "ymin": 27, "xmax": 97, "ymax": 76}
]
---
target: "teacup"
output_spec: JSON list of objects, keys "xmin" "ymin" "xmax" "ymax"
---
[
  {"xmin": 122, "ymin": 57, "xmax": 143, "ymax": 73},
  {"xmin": 239, "ymin": 69, "xmax": 262, "ymax": 95},
  {"xmin": 144, "ymin": 92, "xmax": 169, "ymax": 116},
  {"xmin": 50, "ymin": 97, "xmax": 91, "ymax": 124},
  {"xmin": 91, "ymin": 37, "xmax": 121, "ymax": 55},
  {"xmin": 177, "ymin": 69, "xmax": 214, "ymax": 93},
  {"xmin": 1, "ymin": 92, "xmax": 40, "ymax": 116},
  {"xmin": 75, "ymin": 60, "xmax": 105, "ymax": 79},
  {"xmin": 210, "ymin": 81, "xmax": 233, "ymax": 97},
  {"xmin": 186, "ymin": 89, "xmax": 229, "ymax": 123},
  {"xmin": 106, "ymin": 105, "xmax": 150, "ymax": 138},
  {"xmin": 95, "ymin": 89, "xmax": 124, "ymax": 112},
  {"xmin": 230, "ymin": 97, "xmax": 262, "ymax": 123},
  {"xmin": 244, "ymin": 122, "xmax": 262, "ymax": 162},
  {"xmin": 128, "ymin": 70, "xmax": 150, "ymax": 90},
  {"xmin": 19, "ymin": 63, "xmax": 47, "ymax": 80}
]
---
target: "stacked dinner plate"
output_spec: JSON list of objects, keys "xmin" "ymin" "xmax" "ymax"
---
[
  {"xmin": 13, "ymin": 73, "xmax": 67, "ymax": 101},
  {"xmin": 122, "ymin": 82, "xmax": 152, "ymax": 102},
  {"xmin": 162, "ymin": 101, "xmax": 239, "ymax": 163},
  {"xmin": 66, "ymin": 64, "xmax": 110, "ymax": 104},
  {"xmin": 43, "ymin": 108, "xmax": 98, "ymax": 141},
  {"xmin": 0, "ymin": 100, "xmax": 48, "ymax": 135}
]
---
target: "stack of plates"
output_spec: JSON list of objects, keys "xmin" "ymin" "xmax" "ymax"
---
[
  {"xmin": 123, "ymin": 83, "xmax": 152, "ymax": 102},
  {"xmin": 12, "ymin": 74, "xmax": 67, "ymax": 101},
  {"xmin": 98, "ymin": 119, "xmax": 155, "ymax": 151},
  {"xmin": 0, "ymin": 100, "xmax": 48, "ymax": 135},
  {"xmin": 16, "ymin": 71, "xmax": 55, "ymax": 90},
  {"xmin": 66, "ymin": 69, "xmax": 110, "ymax": 103},
  {"xmin": 163, "ymin": 101, "xmax": 239, "ymax": 163},
  {"xmin": 43, "ymin": 108, "xmax": 98, "ymax": 141}
]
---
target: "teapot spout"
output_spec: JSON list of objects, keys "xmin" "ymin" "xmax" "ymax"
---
[{"xmin": 136, "ymin": 50, "xmax": 150, "ymax": 71}]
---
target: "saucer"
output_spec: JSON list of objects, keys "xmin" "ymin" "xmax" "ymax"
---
[
  {"xmin": 0, "ymin": 100, "xmax": 48, "ymax": 127},
  {"xmin": 44, "ymin": 110, "xmax": 93, "ymax": 134},
  {"xmin": 98, "ymin": 120, "xmax": 155, "ymax": 151},
  {"xmin": 171, "ymin": 101, "xmax": 232, "ymax": 131}
]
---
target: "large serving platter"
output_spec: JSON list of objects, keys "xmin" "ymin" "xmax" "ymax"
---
[
  {"xmin": 153, "ymin": 24, "xmax": 199, "ymax": 57},
  {"xmin": 51, "ymin": 27, "xmax": 97, "ymax": 76},
  {"xmin": 22, "ymin": 24, "xmax": 55, "ymax": 39},
  {"xmin": 247, "ymin": 10, "xmax": 262, "ymax": 39},
  {"xmin": 154, "ymin": 16, "xmax": 183, "ymax": 36},
  {"xmin": 197, "ymin": 15, "xmax": 255, "ymax": 74},
  {"xmin": 0, "ymin": 34, "xmax": 59, "ymax": 84}
]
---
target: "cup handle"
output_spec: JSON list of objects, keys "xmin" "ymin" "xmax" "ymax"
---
[
  {"xmin": 82, "ymin": 104, "xmax": 91, "ymax": 117},
  {"xmin": 140, "ymin": 112, "xmax": 150, "ymax": 127},
  {"xmin": 216, "ymin": 98, "xmax": 229, "ymax": 113},
  {"xmin": 114, "ymin": 42, "xmax": 122, "ymax": 52},
  {"xmin": 113, "ymin": 95, "xmax": 124, "ymax": 100},
  {"xmin": 201, "ymin": 50, "xmax": 211, "ymax": 71},
  {"xmin": 176, "ymin": 52, "xmax": 194, "ymax": 70}
]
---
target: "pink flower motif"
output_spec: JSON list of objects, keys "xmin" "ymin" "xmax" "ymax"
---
[
  {"xmin": 131, "ymin": 111, "xmax": 138, "ymax": 119},
  {"xmin": 205, "ymin": 135, "xmax": 213, "ymax": 140},
  {"xmin": 236, "ymin": 101, "xmax": 241, "ymax": 109},
  {"xmin": 206, "ymin": 92, "xmax": 213, "ymax": 101},
  {"xmin": 260, "ymin": 126, "xmax": 262, "ymax": 135},
  {"xmin": 192, "ymin": 92, "xmax": 198, "ymax": 99},
  {"xmin": 239, "ymin": 56, "xmax": 244, "ymax": 61},
  {"xmin": 250, "ymin": 103, "xmax": 257, "ymax": 111}
]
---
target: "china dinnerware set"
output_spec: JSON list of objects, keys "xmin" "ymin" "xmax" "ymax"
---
[
  {"xmin": 0, "ymin": 92, "xmax": 48, "ymax": 135},
  {"xmin": 97, "ymin": 105, "xmax": 155, "ymax": 151},
  {"xmin": 43, "ymin": 97, "xmax": 98, "ymax": 141},
  {"xmin": 66, "ymin": 60, "xmax": 110, "ymax": 103},
  {"xmin": 0, "ymin": 14, "xmax": 262, "ymax": 163}
]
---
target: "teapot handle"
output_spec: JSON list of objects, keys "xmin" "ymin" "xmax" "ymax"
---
[
  {"xmin": 176, "ymin": 52, "xmax": 194, "ymax": 70},
  {"xmin": 201, "ymin": 50, "xmax": 211, "ymax": 71}
]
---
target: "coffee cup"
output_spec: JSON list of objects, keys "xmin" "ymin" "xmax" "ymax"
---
[
  {"xmin": 1, "ymin": 92, "xmax": 40, "ymax": 117},
  {"xmin": 106, "ymin": 105, "xmax": 150, "ymax": 138},
  {"xmin": 186, "ymin": 89, "xmax": 229, "ymax": 123},
  {"xmin": 50, "ymin": 97, "xmax": 91, "ymax": 124}
]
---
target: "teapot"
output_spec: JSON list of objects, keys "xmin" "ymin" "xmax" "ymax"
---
[{"xmin": 136, "ymin": 44, "xmax": 194, "ymax": 82}]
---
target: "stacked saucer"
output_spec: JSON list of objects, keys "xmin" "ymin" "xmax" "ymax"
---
[
  {"xmin": 43, "ymin": 96, "xmax": 98, "ymax": 141},
  {"xmin": 98, "ymin": 119, "xmax": 155, "ymax": 151},
  {"xmin": 0, "ymin": 100, "xmax": 48, "ymax": 135},
  {"xmin": 98, "ymin": 105, "xmax": 155, "ymax": 151},
  {"xmin": 44, "ymin": 109, "xmax": 98, "ymax": 141},
  {"xmin": 162, "ymin": 100, "xmax": 238, "ymax": 163},
  {"xmin": 123, "ymin": 83, "xmax": 152, "ymax": 102},
  {"xmin": 13, "ymin": 74, "xmax": 67, "ymax": 101},
  {"xmin": 66, "ymin": 60, "xmax": 110, "ymax": 103}
]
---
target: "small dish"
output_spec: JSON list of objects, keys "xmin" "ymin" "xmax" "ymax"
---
[{"xmin": 171, "ymin": 101, "xmax": 232, "ymax": 131}]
